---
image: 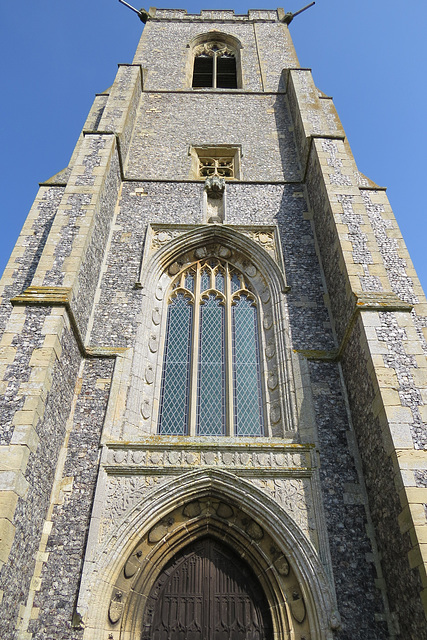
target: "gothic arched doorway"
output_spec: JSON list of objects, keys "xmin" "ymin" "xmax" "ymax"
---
[{"xmin": 142, "ymin": 537, "xmax": 273, "ymax": 640}]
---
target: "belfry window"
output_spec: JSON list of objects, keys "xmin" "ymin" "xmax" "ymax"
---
[
  {"xmin": 192, "ymin": 42, "xmax": 238, "ymax": 89},
  {"xmin": 158, "ymin": 258, "xmax": 264, "ymax": 436}
]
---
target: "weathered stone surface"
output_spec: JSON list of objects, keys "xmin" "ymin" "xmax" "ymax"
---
[{"xmin": 0, "ymin": 7, "xmax": 426, "ymax": 640}]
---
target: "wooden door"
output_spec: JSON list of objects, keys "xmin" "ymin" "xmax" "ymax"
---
[{"xmin": 144, "ymin": 537, "xmax": 272, "ymax": 640}]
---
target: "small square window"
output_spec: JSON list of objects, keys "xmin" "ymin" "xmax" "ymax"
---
[{"xmin": 190, "ymin": 146, "xmax": 241, "ymax": 180}]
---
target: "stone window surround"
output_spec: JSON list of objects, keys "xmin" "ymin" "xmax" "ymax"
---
[
  {"xmin": 192, "ymin": 41, "xmax": 237, "ymax": 89},
  {"xmin": 189, "ymin": 145, "xmax": 242, "ymax": 180},
  {"xmin": 187, "ymin": 31, "xmax": 243, "ymax": 90}
]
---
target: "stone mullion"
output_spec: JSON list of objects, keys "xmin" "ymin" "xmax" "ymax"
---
[
  {"xmin": 188, "ymin": 266, "xmax": 201, "ymax": 436},
  {"xmin": 225, "ymin": 264, "xmax": 234, "ymax": 436},
  {"xmin": 212, "ymin": 52, "xmax": 218, "ymax": 89}
]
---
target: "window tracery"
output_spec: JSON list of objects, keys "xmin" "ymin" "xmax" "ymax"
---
[
  {"xmin": 158, "ymin": 258, "xmax": 264, "ymax": 437},
  {"xmin": 190, "ymin": 146, "xmax": 240, "ymax": 181},
  {"xmin": 192, "ymin": 41, "xmax": 238, "ymax": 89},
  {"xmin": 198, "ymin": 156, "xmax": 234, "ymax": 179}
]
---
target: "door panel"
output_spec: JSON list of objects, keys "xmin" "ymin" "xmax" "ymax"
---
[{"xmin": 145, "ymin": 538, "xmax": 272, "ymax": 640}]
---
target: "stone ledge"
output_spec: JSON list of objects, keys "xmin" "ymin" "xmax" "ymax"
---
[
  {"xmin": 102, "ymin": 440, "xmax": 316, "ymax": 477},
  {"xmin": 11, "ymin": 287, "xmax": 129, "ymax": 360},
  {"xmin": 355, "ymin": 292, "xmax": 413, "ymax": 312},
  {"xmin": 295, "ymin": 291, "xmax": 413, "ymax": 362},
  {"xmin": 11, "ymin": 286, "xmax": 72, "ymax": 306}
]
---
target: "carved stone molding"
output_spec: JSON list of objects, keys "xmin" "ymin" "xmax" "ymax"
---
[
  {"xmin": 250, "ymin": 477, "xmax": 315, "ymax": 536},
  {"xmin": 101, "ymin": 475, "xmax": 174, "ymax": 541},
  {"xmin": 204, "ymin": 176, "xmax": 225, "ymax": 198},
  {"xmin": 104, "ymin": 442, "xmax": 313, "ymax": 474},
  {"xmin": 151, "ymin": 229, "xmax": 182, "ymax": 248},
  {"xmin": 104, "ymin": 495, "xmax": 315, "ymax": 639},
  {"xmin": 194, "ymin": 41, "xmax": 235, "ymax": 58},
  {"xmin": 144, "ymin": 224, "xmax": 286, "ymax": 279}
]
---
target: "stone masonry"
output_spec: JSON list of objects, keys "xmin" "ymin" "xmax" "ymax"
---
[{"xmin": 0, "ymin": 8, "xmax": 426, "ymax": 640}]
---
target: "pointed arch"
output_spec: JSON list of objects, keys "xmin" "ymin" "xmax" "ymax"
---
[
  {"xmin": 138, "ymin": 224, "xmax": 288, "ymax": 295},
  {"xmin": 76, "ymin": 469, "xmax": 338, "ymax": 640},
  {"xmin": 130, "ymin": 225, "xmax": 295, "ymax": 437},
  {"xmin": 187, "ymin": 32, "xmax": 243, "ymax": 89},
  {"xmin": 143, "ymin": 536, "xmax": 274, "ymax": 640}
]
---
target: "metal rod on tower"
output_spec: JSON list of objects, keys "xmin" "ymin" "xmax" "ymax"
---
[
  {"xmin": 292, "ymin": 2, "xmax": 315, "ymax": 18},
  {"xmin": 282, "ymin": 2, "xmax": 315, "ymax": 25},
  {"xmin": 117, "ymin": 0, "xmax": 148, "ymax": 22}
]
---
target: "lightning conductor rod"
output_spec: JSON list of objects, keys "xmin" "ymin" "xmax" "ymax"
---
[
  {"xmin": 118, "ymin": 0, "xmax": 148, "ymax": 22},
  {"xmin": 282, "ymin": 2, "xmax": 315, "ymax": 25}
]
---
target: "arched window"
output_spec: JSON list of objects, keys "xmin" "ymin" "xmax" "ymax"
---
[
  {"xmin": 192, "ymin": 41, "xmax": 238, "ymax": 89},
  {"xmin": 158, "ymin": 258, "xmax": 264, "ymax": 436}
]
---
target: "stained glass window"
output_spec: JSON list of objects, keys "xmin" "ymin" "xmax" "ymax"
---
[{"xmin": 158, "ymin": 259, "xmax": 264, "ymax": 436}]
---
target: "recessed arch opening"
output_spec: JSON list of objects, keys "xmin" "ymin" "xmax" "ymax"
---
[
  {"xmin": 77, "ymin": 470, "xmax": 338, "ymax": 640},
  {"xmin": 142, "ymin": 535, "xmax": 274, "ymax": 640},
  {"xmin": 131, "ymin": 225, "xmax": 295, "ymax": 439},
  {"xmin": 187, "ymin": 32, "xmax": 243, "ymax": 89},
  {"xmin": 121, "ymin": 500, "xmax": 294, "ymax": 640}
]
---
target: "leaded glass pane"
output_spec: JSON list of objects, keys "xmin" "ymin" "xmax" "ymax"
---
[
  {"xmin": 158, "ymin": 294, "xmax": 192, "ymax": 435},
  {"xmin": 185, "ymin": 273, "xmax": 195, "ymax": 292},
  {"xmin": 200, "ymin": 268, "xmax": 210, "ymax": 293},
  {"xmin": 231, "ymin": 273, "xmax": 240, "ymax": 293},
  {"xmin": 197, "ymin": 295, "xmax": 226, "ymax": 435},
  {"xmin": 215, "ymin": 270, "xmax": 225, "ymax": 292},
  {"xmin": 160, "ymin": 259, "xmax": 266, "ymax": 438},
  {"xmin": 232, "ymin": 295, "xmax": 264, "ymax": 436}
]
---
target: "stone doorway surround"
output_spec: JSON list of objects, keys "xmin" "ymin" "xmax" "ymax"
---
[{"xmin": 76, "ymin": 466, "xmax": 340, "ymax": 640}]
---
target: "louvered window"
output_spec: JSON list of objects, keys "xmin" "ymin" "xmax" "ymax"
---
[{"xmin": 192, "ymin": 42, "xmax": 237, "ymax": 89}]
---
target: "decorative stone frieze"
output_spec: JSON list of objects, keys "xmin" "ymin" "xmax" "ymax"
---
[
  {"xmin": 142, "ymin": 223, "xmax": 286, "ymax": 275},
  {"xmin": 104, "ymin": 440, "xmax": 313, "ymax": 473}
]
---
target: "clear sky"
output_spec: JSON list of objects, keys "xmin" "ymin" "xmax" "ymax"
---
[{"xmin": 1, "ymin": 1, "xmax": 426, "ymax": 291}]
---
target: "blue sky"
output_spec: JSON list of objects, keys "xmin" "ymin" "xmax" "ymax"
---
[{"xmin": 1, "ymin": 1, "xmax": 426, "ymax": 291}]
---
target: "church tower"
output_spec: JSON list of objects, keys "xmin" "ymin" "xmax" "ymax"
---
[{"xmin": 1, "ymin": 7, "xmax": 427, "ymax": 640}]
